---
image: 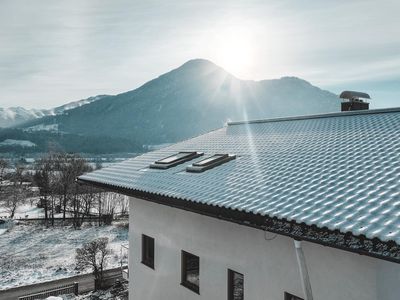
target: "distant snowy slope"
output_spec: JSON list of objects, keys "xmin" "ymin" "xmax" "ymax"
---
[
  {"xmin": 0, "ymin": 107, "xmax": 47, "ymax": 128},
  {"xmin": 0, "ymin": 95, "xmax": 108, "ymax": 128},
  {"xmin": 48, "ymin": 95, "xmax": 107, "ymax": 115},
  {"xmin": 0, "ymin": 139, "xmax": 36, "ymax": 148}
]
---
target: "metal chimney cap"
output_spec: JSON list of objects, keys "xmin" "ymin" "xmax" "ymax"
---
[{"xmin": 340, "ymin": 91, "xmax": 371, "ymax": 101}]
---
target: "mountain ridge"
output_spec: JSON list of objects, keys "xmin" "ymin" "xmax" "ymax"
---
[{"xmin": 2, "ymin": 59, "xmax": 341, "ymax": 153}]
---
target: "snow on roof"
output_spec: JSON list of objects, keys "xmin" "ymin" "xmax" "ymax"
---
[{"xmin": 79, "ymin": 107, "xmax": 400, "ymax": 245}]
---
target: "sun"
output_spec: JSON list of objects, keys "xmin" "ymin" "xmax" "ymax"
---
[{"xmin": 214, "ymin": 28, "xmax": 255, "ymax": 77}]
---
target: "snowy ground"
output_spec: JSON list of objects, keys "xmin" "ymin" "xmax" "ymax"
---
[
  {"xmin": 45, "ymin": 281, "xmax": 128, "ymax": 300},
  {"xmin": 0, "ymin": 199, "xmax": 48, "ymax": 220},
  {"xmin": 0, "ymin": 221, "xmax": 128, "ymax": 290}
]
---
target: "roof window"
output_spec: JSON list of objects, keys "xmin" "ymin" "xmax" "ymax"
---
[
  {"xmin": 186, "ymin": 154, "xmax": 236, "ymax": 173},
  {"xmin": 150, "ymin": 152, "xmax": 203, "ymax": 169}
]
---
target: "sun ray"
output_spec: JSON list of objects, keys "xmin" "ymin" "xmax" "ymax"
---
[{"xmin": 213, "ymin": 27, "xmax": 255, "ymax": 77}]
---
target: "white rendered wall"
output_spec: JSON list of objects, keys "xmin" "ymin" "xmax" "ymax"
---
[{"xmin": 128, "ymin": 197, "xmax": 400, "ymax": 300}]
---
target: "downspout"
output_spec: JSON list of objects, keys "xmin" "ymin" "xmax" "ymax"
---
[{"xmin": 294, "ymin": 240, "xmax": 314, "ymax": 300}]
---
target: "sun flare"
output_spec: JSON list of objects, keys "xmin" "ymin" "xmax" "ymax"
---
[{"xmin": 214, "ymin": 28, "xmax": 255, "ymax": 77}]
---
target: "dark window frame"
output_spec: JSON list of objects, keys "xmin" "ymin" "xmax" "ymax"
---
[
  {"xmin": 149, "ymin": 152, "xmax": 203, "ymax": 169},
  {"xmin": 193, "ymin": 154, "xmax": 229, "ymax": 167},
  {"xmin": 186, "ymin": 154, "xmax": 236, "ymax": 173},
  {"xmin": 284, "ymin": 292, "xmax": 303, "ymax": 300},
  {"xmin": 141, "ymin": 234, "xmax": 155, "ymax": 269},
  {"xmin": 181, "ymin": 250, "xmax": 200, "ymax": 294},
  {"xmin": 228, "ymin": 269, "xmax": 244, "ymax": 300}
]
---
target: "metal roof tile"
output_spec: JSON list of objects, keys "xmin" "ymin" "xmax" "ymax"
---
[{"xmin": 79, "ymin": 108, "xmax": 400, "ymax": 244}]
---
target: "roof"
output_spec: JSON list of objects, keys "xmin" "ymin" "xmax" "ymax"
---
[{"xmin": 79, "ymin": 107, "xmax": 400, "ymax": 258}]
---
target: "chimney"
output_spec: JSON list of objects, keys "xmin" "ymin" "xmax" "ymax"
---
[{"xmin": 340, "ymin": 91, "xmax": 370, "ymax": 112}]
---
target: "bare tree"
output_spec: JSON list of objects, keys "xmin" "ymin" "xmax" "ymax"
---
[
  {"xmin": 95, "ymin": 192, "xmax": 121, "ymax": 225},
  {"xmin": 57, "ymin": 153, "xmax": 75, "ymax": 221},
  {"xmin": 79, "ymin": 185, "xmax": 98, "ymax": 225},
  {"xmin": 3, "ymin": 164, "xmax": 29, "ymax": 218},
  {"xmin": 75, "ymin": 237, "xmax": 111, "ymax": 290},
  {"xmin": 70, "ymin": 156, "xmax": 92, "ymax": 228},
  {"xmin": 71, "ymin": 182, "xmax": 84, "ymax": 228},
  {"xmin": 102, "ymin": 193, "xmax": 118, "ymax": 216},
  {"xmin": 48, "ymin": 179, "xmax": 60, "ymax": 226},
  {"xmin": 34, "ymin": 155, "xmax": 54, "ymax": 221},
  {"xmin": 116, "ymin": 195, "xmax": 129, "ymax": 216},
  {"xmin": 54, "ymin": 153, "xmax": 91, "ymax": 222},
  {"xmin": 96, "ymin": 190, "xmax": 105, "ymax": 226},
  {"xmin": 0, "ymin": 158, "xmax": 8, "ymax": 199},
  {"xmin": 0, "ymin": 159, "xmax": 8, "ymax": 182}
]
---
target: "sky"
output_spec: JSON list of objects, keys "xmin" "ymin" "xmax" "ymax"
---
[{"xmin": 0, "ymin": 0, "xmax": 399, "ymax": 109}]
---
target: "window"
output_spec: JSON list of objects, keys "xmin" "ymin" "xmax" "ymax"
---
[
  {"xmin": 228, "ymin": 269, "xmax": 244, "ymax": 300},
  {"xmin": 141, "ymin": 234, "xmax": 154, "ymax": 269},
  {"xmin": 150, "ymin": 152, "xmax": 203, "ymax": 169},
  {"xmin": 181, "ymin": 250, "xmax": 200, "ymax": 294},
  {"xmin": 186, "ymin": 154, "xmax": 236, "ymax": 173},
  {"xmin": 284, "ymin": 292, "xmax": 303, "ymax": 300},
  {"xmin": 193, "ymin": 154, "xmax": 229, "ymax": 167}
]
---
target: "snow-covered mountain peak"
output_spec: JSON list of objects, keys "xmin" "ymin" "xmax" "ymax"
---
[{"xmin": 0, "ymin": 95, "xmax": 108, "ymax": 128}]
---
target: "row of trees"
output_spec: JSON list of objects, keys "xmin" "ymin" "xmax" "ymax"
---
[
  {"xmin": 0, "ymin": 152, "xmax": 128, "ymax": 228},
  {"xmin": 34, "ymin": 152, "xmax": 91, "ymax": 227}
]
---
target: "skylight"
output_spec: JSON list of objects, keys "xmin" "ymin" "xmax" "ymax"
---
[
  {"xmin": 150, "ymin": 152, "xmax": 203, "ymax": 169},
  {"xmin": 186, "ymin": 154, "xmax": 236, "ymax": 173}
]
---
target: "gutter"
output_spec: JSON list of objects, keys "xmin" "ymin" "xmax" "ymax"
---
[{"xmin": 294, "ymin": 240, "xmax": 313, "ymax": 300}]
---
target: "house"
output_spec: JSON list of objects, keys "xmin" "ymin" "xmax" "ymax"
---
[{"xmin": 78, "ymin": 97, "xmax": 400, "ymax": 300}]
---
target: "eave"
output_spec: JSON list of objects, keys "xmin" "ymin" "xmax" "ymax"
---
[{"xmin": 78, "ymin": 178, "xmax": 400, "ymax": 264}]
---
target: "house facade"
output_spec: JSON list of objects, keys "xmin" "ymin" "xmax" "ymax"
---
[
  {"xmin": 129, "ymin": 197, "xmax": 399, "ymax": 300},
  {"xmin": 79, "ymin": 106, "xmax": 400, "ymax": 300}
]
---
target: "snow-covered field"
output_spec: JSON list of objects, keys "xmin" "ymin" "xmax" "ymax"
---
[
  {"xmin": 0, "ymin": 200, "xmax": 46, "ymax": 220},
  {"xmin": 0, "ymin": 222, "xmax": 128, "ymax": 290}
]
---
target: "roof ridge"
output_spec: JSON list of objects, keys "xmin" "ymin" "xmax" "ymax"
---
[{"xmin": 227, "ymin": 107, "xmax": 400, "ymax": 126}]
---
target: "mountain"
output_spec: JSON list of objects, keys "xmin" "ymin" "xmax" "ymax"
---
[
  {"xmin": 0, "ymin": 107, "xmax": 47, "ymax": 128},
  {"xmin": 18, "ymin": 59, "xmax": 340, "ymax": 150},
  {"xmin": 0, "ymin": 95, "xmax": 108, "ymax": 128}
]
